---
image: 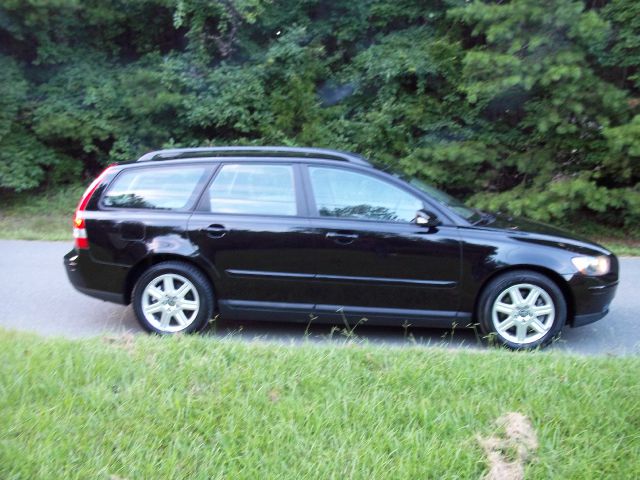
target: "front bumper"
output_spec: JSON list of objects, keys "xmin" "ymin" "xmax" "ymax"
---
[{"xmin": 565, "ymin": 272, "xmax": 618, "ymax": 328}]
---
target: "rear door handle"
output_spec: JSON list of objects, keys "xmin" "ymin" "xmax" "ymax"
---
[
  {"xmin": 204, "ymin": 224, "xmax": 227, "ymax": 238},
  {"xmin": 325, "ymin": 232, "xmax": 359, "ymax": 245}
]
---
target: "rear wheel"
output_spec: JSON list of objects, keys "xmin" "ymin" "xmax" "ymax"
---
[
  {"xmin": 477, "ymin": 270, "xmax": 566, "ymax": 349},
  {"xmin": 132, "ymin": 261, "xmax": 213, "ymax": 334}
]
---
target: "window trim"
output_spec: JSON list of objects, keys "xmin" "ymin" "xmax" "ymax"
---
[
  {"xmin": 99, "ymin": 163, "xmax": 215, "ymax": 213},
  {"xmin": 196, "ymin": 162, "xmax": 305, "ymax": 218},
  {"xmin": 303, "ymin": 164, "xmax": 429, "ymax": 225}
]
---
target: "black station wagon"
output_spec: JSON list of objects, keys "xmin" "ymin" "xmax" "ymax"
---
[{"xmin": 64, "ymin": 146, "xmax": 619, "ymax": 349}]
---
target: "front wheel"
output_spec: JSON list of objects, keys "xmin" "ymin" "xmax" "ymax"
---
[
  {"xmin": 477, "ymin": 270, "xmax": 567, "ymax": 349},
  {"xmin": 132, "ymin": 261, "xmax": 214, "ymax": 334}
]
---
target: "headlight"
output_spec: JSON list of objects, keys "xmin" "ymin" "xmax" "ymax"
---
[{"xmin": 571, "ymin": 255, "xmax": 610, "ymax": 276}]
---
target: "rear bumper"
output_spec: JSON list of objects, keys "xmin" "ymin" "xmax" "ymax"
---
[
  {"xmin": 64, "ymin": 249, "xmax": 128, "ymax": 304},
  {"xmin": 566, "ymin": 273, "xmax": 618, "ymax": 328}
]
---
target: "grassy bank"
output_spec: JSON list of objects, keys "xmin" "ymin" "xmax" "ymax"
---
[
  {"xmin": 1, "ymin": 330, "xmax": 639, "ymax": 479},
  {"xmin": 566, "ymin": 220, "xmax": 640, "ymax": 257},
  {"xmin": 1, "ymin": 184, "xmax": 639, "ymax": 255},
  {"xmin": 0, "ymin": 184, "xmax": 83, "ymax": 241}
]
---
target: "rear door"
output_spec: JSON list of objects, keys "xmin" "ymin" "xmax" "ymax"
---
[{"xmin": 187, "ymin": 162, "xmax": 318, "ymax": 317}]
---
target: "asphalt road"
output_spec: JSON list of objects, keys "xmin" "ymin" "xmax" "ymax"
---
[{"xmin": 0, "ymin": 239, "xmax": 638, "ymax": 355}]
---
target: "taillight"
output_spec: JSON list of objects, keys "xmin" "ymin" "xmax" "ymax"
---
[{"xmin": 73, "ymin": 165, "xmax": 116, "ymax": 250}]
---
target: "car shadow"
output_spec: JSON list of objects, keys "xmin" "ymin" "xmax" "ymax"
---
[
  {"xmin": 203, "ymin": 316, "xmax": 484, "ymax": 350},
  {"xmin": 116, "ymin": 305, "xmax": 614, "ymax": 354}
]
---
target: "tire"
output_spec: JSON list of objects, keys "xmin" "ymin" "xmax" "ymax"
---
[
  {"xmin": 132, "ymin": 261, "xmax": 214, "ymax": 334},
  {"xmin": 477, "ymin": 270, "xmax": 567, "ymax": 349}
]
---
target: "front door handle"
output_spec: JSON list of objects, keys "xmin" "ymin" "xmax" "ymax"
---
[
  {"xmin": 204, "ymin": 224, "xmax": 227, "ymax": 238},
  {"xmin": 325, "ymin": 232, "xmax": 359, "ymax": 245}
]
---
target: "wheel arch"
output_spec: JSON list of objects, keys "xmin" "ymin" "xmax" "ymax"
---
[
  {"xmin": 124, "ymin": 254, "xmax": 218, "ymax": 307},
  {"xmin": 473, "ymin": 264, "xmax": 575, "ymax": 326}
]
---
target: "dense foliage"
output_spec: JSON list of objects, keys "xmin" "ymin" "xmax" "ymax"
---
[{"xmin": 1, "ymin": 0, "xmax": 638, "ymax": 227}]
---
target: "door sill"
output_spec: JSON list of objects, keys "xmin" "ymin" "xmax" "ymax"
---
[{"xmin": 218, "ymin": 300, "xmax": 469, "ymax": 327}]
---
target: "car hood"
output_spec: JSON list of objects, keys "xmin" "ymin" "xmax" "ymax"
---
[{"xmin": 479, "ymin": 213, "xmax": 611, "ymax": 256}]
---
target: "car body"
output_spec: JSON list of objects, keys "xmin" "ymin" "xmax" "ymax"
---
[{"xmin": 64, "ymin": 146, "xmax": 619, "ymax": 348}]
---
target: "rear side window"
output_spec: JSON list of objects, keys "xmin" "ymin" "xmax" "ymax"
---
[
  {"xmin": 207, "ymin": 164, "xmax": 296, "ymax": 216},
  {"xmin": 103, "ymin": 166, "xmax": 207, "ymax": 210}
]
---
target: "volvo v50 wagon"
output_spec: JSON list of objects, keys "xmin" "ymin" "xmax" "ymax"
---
[{"xmin": 64, "ymin": 146, "xmax": 619, "ymax": 349}]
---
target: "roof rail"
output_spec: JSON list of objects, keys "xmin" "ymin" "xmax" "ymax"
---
[{"xmin": 136, "ymin": 146, "xmax": 372, "ymax": 166}]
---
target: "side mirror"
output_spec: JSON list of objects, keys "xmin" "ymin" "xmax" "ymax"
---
[{"xmin": 415, "ymin": 209, "xmax": 440, "ymax": 228}]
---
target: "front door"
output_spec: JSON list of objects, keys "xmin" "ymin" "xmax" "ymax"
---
[{"xmin": 303, "ymin": 165, "xmax": 462, "ymax": 325}]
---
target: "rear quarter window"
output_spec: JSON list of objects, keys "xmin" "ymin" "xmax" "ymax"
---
[{"xmin": 102, "ymin": 166, "xmax": 208, "ymax": 210}]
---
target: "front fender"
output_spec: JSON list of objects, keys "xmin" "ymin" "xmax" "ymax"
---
[{"xmin": 457, "ymin": 229, "xmax": 581, "ymax": 311}]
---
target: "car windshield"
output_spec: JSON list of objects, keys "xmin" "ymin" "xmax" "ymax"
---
[{"xmin": 402, "ymin": 176, "xmax": 479, "ymax": 221}]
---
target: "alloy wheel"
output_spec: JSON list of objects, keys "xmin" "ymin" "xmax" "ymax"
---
[
  {"xmin": 491, "ymin": 283, "xmax": 555, "ymax": 345},
  {"xmin": 141, "ymin": 273, "xmax": 200, "ymax": 333}
]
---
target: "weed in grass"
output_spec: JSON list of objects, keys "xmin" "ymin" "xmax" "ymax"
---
[
  {"xmin": 550, "ymin": 331, "xmax": 566, "ymax": 348},
  {"xmin": 207, "ymin": 314, "xmax": 220, "ymax": 335},
  {"xmin": 304, "ymin": 313, "xmax": 318, "ymax": 338},
  {"xmin": 401, "ymin": 320, "xmax": 417, "ymax": 345},
  {"xmin": 468, "ymin": 321, "xmax": 486, "ymax": 347},
  {"xmin": 338, "ymin": 310, "xmax": 368, "ymax": 341},
  {"xmin": 441, "ymin": 321, "xmax": 460, "ymax": 346},
  {"xmin": 320, "ymin": 309, "xmax": 369, "ymax": 344}
]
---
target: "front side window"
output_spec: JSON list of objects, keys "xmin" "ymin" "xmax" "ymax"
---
[
  {"xmin": 208, "ymin": 164, "xmax": 297, "ymax": 216},
  {"xmin": 309, "ymin": 166, "xmax": 423, "ymax": 222},
  {"xmin": 103, "ymin": 166, "xmax": 207, "ymax": 210}
]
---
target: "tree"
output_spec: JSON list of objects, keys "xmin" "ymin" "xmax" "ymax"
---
[{"xmin": 0, "ymin": 0, "xmax": 638, "ymax": 228}]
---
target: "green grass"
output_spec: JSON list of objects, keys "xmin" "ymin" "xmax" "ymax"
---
[
  {"xmin": 0, "ymin": 184, "xmax": 83, "ymax": 241},
  {"xmin": 599, "ymin": 242, "xmax": 640, "ymax": 257},
  {"xmin": 1, "ymin": 330, "xmax": 639, "ymax": 479}
]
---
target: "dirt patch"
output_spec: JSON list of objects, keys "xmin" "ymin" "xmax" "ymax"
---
[
  {"xmin": 268, "ymin": 388, "xmax": 280, "ymax": 402},
  {"xmin": 478, "ymin": 412, "xmax": 538, "ymax": 480},
  {"xmin": 102, "ymin": 332, "xmax": 136, "ymax": 354}
]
